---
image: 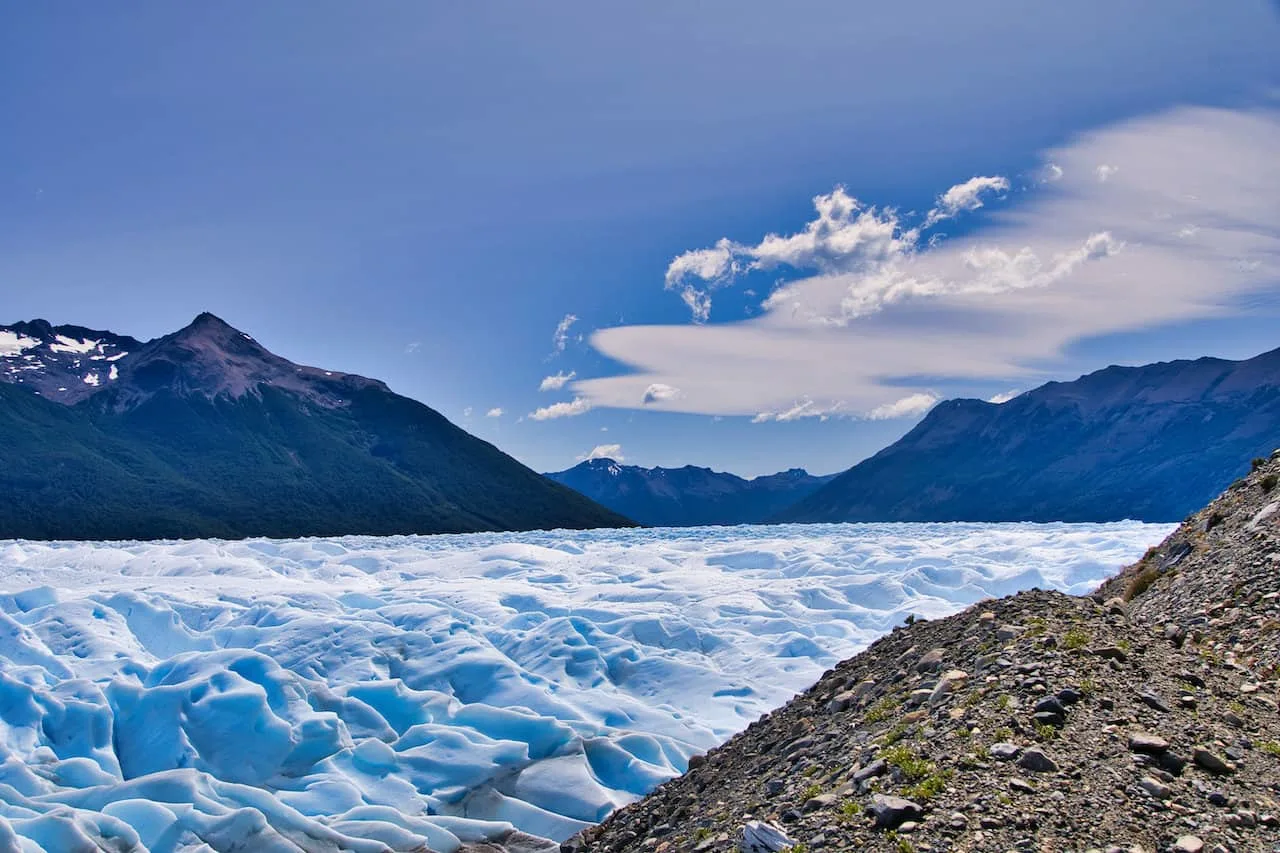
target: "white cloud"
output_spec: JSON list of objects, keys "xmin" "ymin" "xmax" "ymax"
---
[
  {"xmin": 866, "ymin": 393, "xmax": 939, "ymax": 420},
  {"xmin": 1041, "ymin": 163, "xmax": 1064, "ymax": 183},
  {"xmin": 575, "ymin": 106, "xmax": 1280, "ymax": 422},
  {"xmin": 751, "ymin": 399, "xmax": 842, "ymax": 423},
  {"xmin": 552, "ymin": 314, "xmax": 578, "ymax": 354},
  {"xmin": 486, "ymin": 407, "xmax": 504, "ymax": 418},
  {"xmin": 1096, "ymin": 164, "xmax": 1119, "ymax": 182},
  {"xmin": 462, "ymin": 407, "xmax": 473, "ymax": 418},
  {"xmin": 923, "ymin": 175, "xmax": 1009, "ymax": 227},
  {"xmin": 529, "ymin": 397, "xmax": 592, "ymax": 420},
  {"xmin": 404, "ymin": 341, "xmax": 421, "ymax": 355},
  {"xmin": 641, "ymin": 383, "xmax": 682, "ymax": 405},
  {"xmin": 539, "ymin": 370, "xmax": 576, "ymax": 391},
  {"xmin": 662, "ymin": 186, "xmax": 919, "ymax": 322},
  {"xmin": 987, "ymin": 390, "xmax": 1021, "ymax": 404},
  {"xmin": 577, "ymin": 443, "xmax": 624, "ymax": 462}
]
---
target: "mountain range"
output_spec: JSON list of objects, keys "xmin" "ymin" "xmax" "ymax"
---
[
  {"xmin": 0, "ymin": 313, "xmax": 631, "ymax": 539},
  {"xmin": 4, "ymin": 313, "xmax": 1278, "ymax": 538},
  {"xmin": 780, "ymin": 346, "xmax": 1280, "ymax": 523},
  {"xmin": 545, "ymin": 458, "xmax": 834, "ymax": 527}
]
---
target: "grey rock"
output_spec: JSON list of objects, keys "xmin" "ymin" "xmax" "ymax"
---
[
  {"xmin": 1138, "ymin": 776, "xmax": 1171, "ymax": 799},
  {"xmin": 802, "ymin": 793, "xmax": 838, "ymax": 813},
  {"xmin": 852, "ymin": 759, "xmax": 887, "ymax": 783},
  {"xmin": 1017, "ymin": 747, "xmax": 1058, "ymax": 773},
  {"xmin": 916, "ymin": 648, "xmax": 946, "ymax": 672},
  {"xmin": 1138, "ymin": 691, "xmax": 1170, "ymax": 712},
  {"xmin": 869, "ymin": 794, "xmax": 923, "ymax": 829},
  {"xmin": 1172, "ymin": 837, "xmax": 1204, "ymax": 853},
  {"xmin": 1192, "ymin": 747, "xmax": 1234, "ymax": 775},
  {"xmin": 739, "ymin": 821, "xmax": 794, "ymax": 853},
  {"xmin": 990, "ymin": 742, "xmax": 1022, "ymax": 761},
  {"xmin": 1128, "ymin": 732, "xmax": 1169, "ymax": 753}
]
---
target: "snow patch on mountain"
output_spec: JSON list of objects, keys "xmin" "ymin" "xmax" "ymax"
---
[{"xmin": 0, "ymin": 522, "xmax": 1169, "ymax": 850}]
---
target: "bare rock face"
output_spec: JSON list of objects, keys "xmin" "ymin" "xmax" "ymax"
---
[
  {"xmin": 565, "ymin": 453, "xmax": 1280, "ymax": 853},
  {"xmin": 102, "ymin": 312, "xmax": 388, "ymax": 412}
]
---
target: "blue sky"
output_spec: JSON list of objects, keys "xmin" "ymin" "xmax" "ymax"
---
[{"xmin": 3, "ymin": 2, "xmax": 1279, "ymax": 476}]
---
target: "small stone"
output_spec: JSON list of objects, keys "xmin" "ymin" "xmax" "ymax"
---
[
  {"xmin": 869, "ymin": 794, "xmax": 923, "ymax": 830},
  {"xmin": 803, "ymin": 793, "xmax": 838, "ymax": 813},
  {"xmin": 897, "ymin": 821, "xmax": 919, "ymax": 833},
  {"xmin": 1017, "ymin": 747, "xmax": 1058, "ymax": 773},
  {"xmin": 996, "ymin": 624, "xmax": 1023, "ymax": 641},
  {"xmin": 1138, "ymin": 691, "xmax": 1170, "ymax": 712},
  {"xmin": 852, "ymin": 759, "xmax": 887, "ymax": 784},
  {"xmin": 1057, "ymin": 687, "xmax": 1083, "ymax": 705},
  {"xmin": 1104, "ymin": 596, "xmax": 1127, "ymax": 615},
  {"xmin": 990, "ymin": 742, "xmax": 1021, "ymax": 761},
  {"xmin": 1177, "ymin": 695, "xmax": 1197, "ymax": 710},
  {"xmin": 826, "ymin": 691, "xmax": 857, "ymax": 713},
  {"xmin": 1034, "ymin": 696, "xmax": 1066, "ymax": 716},
  {"xmin": 916, "ymin": 648, "xmax": 946, "ymax": 672},
  {"xmin": 1031, "ymin": 711, "xmax": 1064, "ymax": 728},
  {"xmin": 739, "ymin": 821, "xmax": 794, "ymax": 853},
  {"xmin": 1192, "ymin": 747, "xmax": 1234, "ymax": 775},
  {"xmin": 1206, "ymin": 790, "xmax": 1229, "ymax": 807},
  {"xmin": 1172, "ymin": 836, "xmax": 1204, "ymax": 853},
  {"xmin": 1128, "ymin": 732, "xmax": 1169, "ymax": 753},
  {"xmin": 764, "ymin": 779, "xmax": 785, "ymax": 796},
  {"xmin": 1139, "ymin": 776, "xmax": 1171, "ymax": 799},
  {"xmin": 1095, "ymin": 646, "xmax": 1129, "ymax": 662},
  {"xmin": 948, "ymin": 812, "xmax": 967, "ymax": 829},
  {"xmin": 687, "ymin": 754, "xmax": 706, "ymax": 770},
  {"xmin": 1157, "ymin": 751, "xmax": 1188, "ymax": 776},
  {"xmin": 1009, "ymin": 777, "xmax": 1036, "ymax": 793}
]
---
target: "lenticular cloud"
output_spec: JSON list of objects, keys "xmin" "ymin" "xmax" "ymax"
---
[{"xmin": 0, "ymin": 523, "xmax": 1167, "ymax": 850}]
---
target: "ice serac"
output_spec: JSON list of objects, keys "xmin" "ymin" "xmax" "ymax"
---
[
  {"xmin": 0, "ymin": 521, "xmax": 1166, "ymax": 851},
  {"xmin": 546, "ymin": 459, "xmax": 836, "ymax": 527},
  {"xmin": 780, "ymin": 345, "xmax": 1280, "ymax": 523},
  {"xmin": 0, "ymin": 313, "xmax": 633, "ymax": 539}
]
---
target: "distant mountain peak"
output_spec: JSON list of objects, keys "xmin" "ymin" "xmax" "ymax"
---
[
  {"xmin": 547, "ymin": 460, "xmax": 835, "ymax": 526},
  {"xmin": 101, "ymin": 315, "xmax": 386, "ymax": 411},
  {"xmin": 0, "ymin": 319, "xmax": 140, "ymax": 402}
]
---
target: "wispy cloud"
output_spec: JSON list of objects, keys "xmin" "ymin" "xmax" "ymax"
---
[
  {"xmin": 578, "ymin": 443, "xmax": 623, "ymax": 462},
  {"xmin": 923, "ymin": 175, "xmax": 1009, "ymax": 228},
  {"xmin": 987, "ymin": 390, "xmax": 1021, "ymax": 404},
  {"xmin": 404, "ymin": 341, "xmax": 421, "ymax": 355},
  {"xmin": 551, "ymin": 313, "xmax": 578, "ymax": 354},
  {"xmin": 485, "ymin": 407, "xmax": 504, "ymax": 418},
  {"xmin": 577, "ymin": 106, "xmax": 1280, "ymax": 422},
  {"xmin": 539, "ymin": 370, "xmax": 576, "ymax": 391},
  {"xmin": 529, "ymin": 397, "xmax": 592, "ymax": 420}
]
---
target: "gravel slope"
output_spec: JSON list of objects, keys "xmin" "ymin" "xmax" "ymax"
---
[{"xmin": 567, "ymin": 450, "xmax": 1280, "ymax": 853}]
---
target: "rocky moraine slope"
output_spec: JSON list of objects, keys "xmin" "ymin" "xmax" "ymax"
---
[{"xmin": 566, "ymin": 451, "xmax": 1280, "ymax": 853}]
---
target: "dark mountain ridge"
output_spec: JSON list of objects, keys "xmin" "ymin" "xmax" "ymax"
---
[
  {"xmin": 546, "ymin": 458, "xmax": 835, "ymax": 527},
  {"xmin": 779, "ymin": 346, "xmax": 1280, "ymax": 523},
  {"xmin": 0, "ymin": 313, "xmax": 632, "ymax": 540}
]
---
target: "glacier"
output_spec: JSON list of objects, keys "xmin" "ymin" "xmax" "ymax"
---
[{"xmin": 0, "ymin": 522, "xmax": 1171, "ymax": 851}]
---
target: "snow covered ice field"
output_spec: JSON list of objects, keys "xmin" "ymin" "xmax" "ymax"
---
[{"xmin": 0, "ymin": 522, "xmax": 1171, "ymax": 852}]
